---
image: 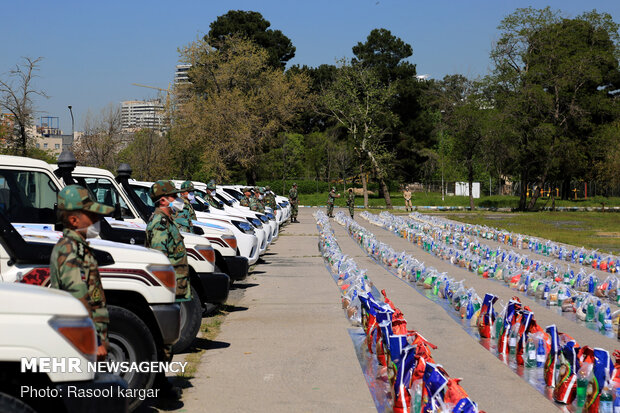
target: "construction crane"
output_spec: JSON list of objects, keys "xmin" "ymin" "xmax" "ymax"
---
[{"xmin": 131, "ymin": 83, "xmax": 172, "ymax": 107}]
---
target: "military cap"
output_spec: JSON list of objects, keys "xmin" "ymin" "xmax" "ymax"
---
[
  {"xmin": 206, "ymin": 180, "xmax": 216, "ymax": 190},
  {"xmin": 58, "ymin": 185, "xmax": 114, "ymax": 215},
  {"xmin": 259, "ymin": 187, "xmax": 266, "ymax": 193},
  {"xmin": 181, "ymin": 180, "xmax": 194, "ymax": 191},
  {"xmin": 149, "ymin": 180, "xmax": 182, "ymax": 201},
  {"xmin": 243, "ymin": 188, "xmax": 251, "ymax": 194},
  {"xmin": 265, "ymin": 186, "xmax": 271, "ymax": 191},
  {"xmin": 292, "ymin": 182, "xmax": 297, "ymax": 187},
  {"xmin": 331, "ymin": 186, "xmax": 336, "ymax": 191},
  {"xmin": 253, "ymin": 186, "xmax": 260, "ymax": 192}
]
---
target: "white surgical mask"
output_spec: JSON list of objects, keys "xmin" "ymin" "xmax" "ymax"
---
[
  {"xmin": 170, "ymin": 198, "xmax": 185, "ymax": 212},
  {"xmin": 188, "ymin": 193, "xmax": 195, "ymax": 202},
  {"xmin": 85, "ymin": 220, "xmax": 101, "ymax": 239}
]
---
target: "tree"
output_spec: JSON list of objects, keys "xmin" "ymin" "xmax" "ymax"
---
[
  {"xmin": 0, "ymin": 57, "xmax": 46, "ymax": 156},
  {"xmin": 174, "ymin": 35, "xmax": 309, "ymax": 183},
  {"xmin": 490, "ymin": 7, "xmax": 620, "ymax": 210},
  {"xmin": 73, "ymin": 104, "xmax": 124, "ymax": 171},
  {"xmin": 320, "ymin": 59, "xmax": 397, "ymax": 208},
  {"xmin": 352, "ymin": 28, "xmax": 433, "ymax": 183},
  {"xmin": 118, "ymin": 128, "xmax": 173, "ymax": 181},
  {"xmin": 207, "ymin": 10, "xmax": 295, "ymax": 69}
]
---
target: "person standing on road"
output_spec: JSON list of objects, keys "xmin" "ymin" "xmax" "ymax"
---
[
  {"xmin": 146, "ymin": 180, "xmax": 191, "ymax": 304},
  {"xmin": 403, "ymin": 185, "xmax": 413, "ymax": 212},
  {"xmin": 346, "ymin": 188, "xmax": 355, "ymax": 219},
  {"xmin": 50, "ymin": 185, "xmax": 114, "ymax": 361},
  {"xmin": 288, "ymin": 183, "xmax": 299, "ymax": 223},
  {"xmin": 173, "ymin": 180, "xmax": 197, "ymax": 233},
  {"xmin": 327, "ymin": 186, "xmax": 340, "ymax": 218}
]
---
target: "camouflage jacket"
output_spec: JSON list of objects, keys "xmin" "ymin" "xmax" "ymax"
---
[
  {"xmin": 346, "ymin": 192, "xmax": 355, "ymax": 207},
  {"xmin": 265, "ymin": 193, "xmax": 277, "ymax": 209},
  {"xmin": 249, "ymin": 196, "xmax": 260, "ymax": 212},
  {"xmin": 205, "ymin": 193, "xmax": 220, "ymax": 209},
  {"xmin": 50, "ymin": 229, "xmax": 109, "ymax": 347},
  {"xmin": 172, "ymin": 198, "xmax": 196, "ymax": 233},
  {"xmin": 146, "ymin": 208, "xmax": 190, "ymax": 300},
  {"xmin": 288, "ymin": 188, "xmax": 298, "ymax": 204},
  {"xmin": 327, "ymin": 190, "xmax": 338, "ymax": 205},
  {"xmin": 240, "ymin": 196, "xmax": 250, "ymax": 207}
]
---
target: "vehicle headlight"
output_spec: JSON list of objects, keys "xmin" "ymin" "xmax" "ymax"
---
[{"xmin": 232, "ymin": 220, "xmax": 255, "ymax": 234}]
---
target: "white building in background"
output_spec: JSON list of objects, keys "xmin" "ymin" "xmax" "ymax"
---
[
  {"xmin": 455, "ymin": 182, "xmax": 480, "ymax": 199},
  {"xmin": 120, "ymin": 99, "xmax": 165, "ymax": 132},
  {"xmin": 174, "ymin": 64, "xmax": 191, "ymax": 84}
]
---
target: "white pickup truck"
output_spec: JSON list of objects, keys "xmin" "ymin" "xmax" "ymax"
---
[
  {"xmin": 0, "ymin": 282, "xmax": 128, "ymax": 413},
  {"xmin": 0, "ymin": 155, "xmax": 181, "ymax": 411}
]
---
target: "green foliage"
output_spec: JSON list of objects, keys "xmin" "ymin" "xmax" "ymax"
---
[{"xmin": 206, "ymin": 10, "xmax": 295, "ymax": 69}]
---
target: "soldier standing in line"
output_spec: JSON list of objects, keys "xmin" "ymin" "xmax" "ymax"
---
[
  {"xmin": 248, "ymin": 188, "xmax": 259, "ymax": 211},
  {"xmin": 252, "ymin": 187, "xmax": 265, "ymax": 213},
  {"xmin": 346, "ymin": 188, "xmax": 355, "ymax": 218},
  {"xmin": 403, "ymin": 185, "xmax": 413, "ymax": 212},
  {"xmin": 327, "ymin": 186, "xmax": 341, "ymax": 218},
  {"xmin": 50, "ymin": 185, "xmax": 114, "ymax": 361},
  {"xmin": 204, "ymin": 180, "xmax": 221, "ymax": 209},
  {"xmin": 173, "ymin": 180, "xmax": 197, "ymax": 233},
  {"xmin": 288, "ymin": 183, "xmax": 299, "ymax": 223},
  {"xmin": 264, "ymin": 186, "xmax": 277, "ymax": 210},
  {"xmin": 240, "ymin": 188, "xmax": 251, "ymax": 207},
  {"xmin": 146, "ymin": 180, "xmax": 191, "ymax": 303}
]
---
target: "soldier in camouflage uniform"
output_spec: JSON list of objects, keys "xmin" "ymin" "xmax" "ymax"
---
[
  {"xmin": 327, "ymin": 186, "xmax": 340, "ymax": 218},
  {"xmin": 239, "ymin": 188, "xmax": 251, "ymax": 207},
  {"xmin": 173, "ymin": 180, "xmax": 197, "ymax": 233},
  {"xmin": 145, "ymin": 180, "xmax": 191, "ymax": 303},
  {"xmin": 249, "ymin": 188, "xmax": 263, "ymax": 212},
  {"xmin": 346, "ymin": 188, "xmax": 355, "ymax": 218},
  {"xmin": 264, "ymin": 186, "xmax": 277, "ymax": 209},
  {"xmin": 50, "ymin": 185, "xmax": 114, "ymax": 361},
  {"xmin": 204, "ymin": 180, "xmax": 221, "ymax": 209},
  {"xmin": 288, "ymin": 183, "xmax": 299, "ymax": 223}
]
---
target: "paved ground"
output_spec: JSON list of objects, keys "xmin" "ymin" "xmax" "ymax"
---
[{"xmin": 173, "ymin": 208, "xmax": 375, "ymax": 413}]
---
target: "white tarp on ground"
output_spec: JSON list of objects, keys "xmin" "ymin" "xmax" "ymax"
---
[{"xmin": 455, "ymin": 182, "xmax": 480, "ymax": 198}]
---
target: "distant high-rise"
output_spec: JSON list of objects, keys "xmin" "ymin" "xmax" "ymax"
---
[
  {"xmin": 175, "ymin": 64, "xmax": 191, "ymax": 84},
  {"xmin": 121, "ymin": 99, "xmax": 165, "ymax": 132}
]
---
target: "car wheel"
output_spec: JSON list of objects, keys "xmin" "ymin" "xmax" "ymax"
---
[
  {"xmin": 0, "ymin": 392, "xmax": 36, "ymax": 413},
  {"xmin": 172, "ymin": 286, "xmax": 202, "ymax": 354},
  {"xmin": 107, "ymin": 305, "xmax": 157, "ymax": 412}
]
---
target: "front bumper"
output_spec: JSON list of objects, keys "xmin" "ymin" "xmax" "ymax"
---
[
  {"xmin": 196, "ymin": 272, "xmax": 230, "ymax": 304},
  {"xmin": 150, "ymin": 303, "xmax": 181, "ymax": 345},
  {"xmin": 56, "ymin": 373, "xmax": 128, "ymax": 413},
  {"xmin": 223, "ymin": 255, "xmax": 249, "ymax": 281}
]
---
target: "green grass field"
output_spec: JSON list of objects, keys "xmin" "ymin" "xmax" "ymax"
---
[
  {"xmin": 297, "ymin": 191, "xmax": 620, "ymax": 209},
  {"xmin": 422, "ymin": 211, "xmax": 620, "ymax": 255}
]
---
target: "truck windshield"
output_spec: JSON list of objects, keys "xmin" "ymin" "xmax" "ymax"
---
[
  {"xmin": 0, "ymin": 169, "xmax": 58, "ymax": 224},
  {"xmin": 78, "ymin": 177, "xmax": 135, "ymax": 220}
]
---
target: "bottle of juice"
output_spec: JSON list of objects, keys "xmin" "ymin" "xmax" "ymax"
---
[
  {"xmin": 613, "ymin": 387, "xmax": 620, "ymax": 413},
  {"xmin": 525, "ymin": 336, "xmax": 536, "ymax": 368},
  {"xmin": 536, "ymin": 338, "xmax": 546, "ymax": 367},
  {"xmin": 509, "ymin": 326, "xmax": 518, "ymax": 355}
]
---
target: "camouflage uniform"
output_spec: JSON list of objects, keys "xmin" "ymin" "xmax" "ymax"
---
[
  {"xmin": 145, "ymin": 181, "xmax": 190, "ymax": 302},
  {"xmin": 239, "ymin": 188, "xmax": 250, "ymax": 207},
  {"xmin": 346, "ymin": 190, "xmax": 355, "ymax": 218},
  {"xmin": 264, "ymin": 186, "xmax": 277, "ymax": 209},
  {"xmin": 253, "ymin": 187, "xmax": 265, "ymax": 213},
  {"xmin": 327, "ymin": 187, "xmax": 339, "ymax": 217},
  {"xmin": 288, "ymin": 184, "xmax": 298, "ymax": 222},
  {"xmin": 173, "ymin": 181, "xmax": 197, "ymax": 233},
  {"xmin": 49, "ymin": 185, "xmax": 114, "ymax": 349},
  {"xmin": 249, "ymin": 194, "xmax": 260, "ymax": 212},
  {"xmin": 403, "ymin": 186, "xmax": 412, "ymax": 212},
  {"xmin": 204, "ymin": 180, "xmax": 221, "ymax": 209}
]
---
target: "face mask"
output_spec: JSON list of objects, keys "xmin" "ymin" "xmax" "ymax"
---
[
  {"xmin": 188, "ymin": 193, "xmax": 195, "ymax": 202},
  {"xmin": 85, "ymin": 220, "xmax": 101, "ymax": 239},
  {"xmin": 169, "ymin": 197, "xmax": 185, "ymax": 212}
]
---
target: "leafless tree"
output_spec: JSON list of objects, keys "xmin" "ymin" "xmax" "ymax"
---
[
  {"xmin": 0, "ymin": 57, "xmax": 47, "ymax": 155},
  {"xmin": 73, "ymin": 104, "xmax": 124, "ymax": 170}
]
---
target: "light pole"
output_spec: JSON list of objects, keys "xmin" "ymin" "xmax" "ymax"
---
[
  {"xmin": 440, "ymin": 110, "xmax": 445, "ymax": 202},
  {"xmin": 67, "ymin": 105, "xmax": 75, "ymax": 147}
]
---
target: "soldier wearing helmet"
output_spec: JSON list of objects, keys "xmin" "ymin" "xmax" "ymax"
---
[
  {"xmin": 173, "ymin": 180, "xmax": 197, "ymax": 233},
  {"xmin": 50, "ymin": 185, "xmax": 114, "ymax": 361},
  {"xmin": 327, "ymin": 186, "xmax": 341, "ymax": 218},
  {"xmin": 288, "ymin": 183, "xmax": 299, "ymax": 223}
]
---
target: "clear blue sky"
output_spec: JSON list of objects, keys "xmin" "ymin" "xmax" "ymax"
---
[{"xmin": 1, "ymin": 0, "xmax": 618, "ymax": 132}]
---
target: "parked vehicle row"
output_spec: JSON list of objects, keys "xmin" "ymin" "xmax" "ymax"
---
[{"xmin": 0, "ymin": 152, "xmax": 290, "ymax": 412}]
